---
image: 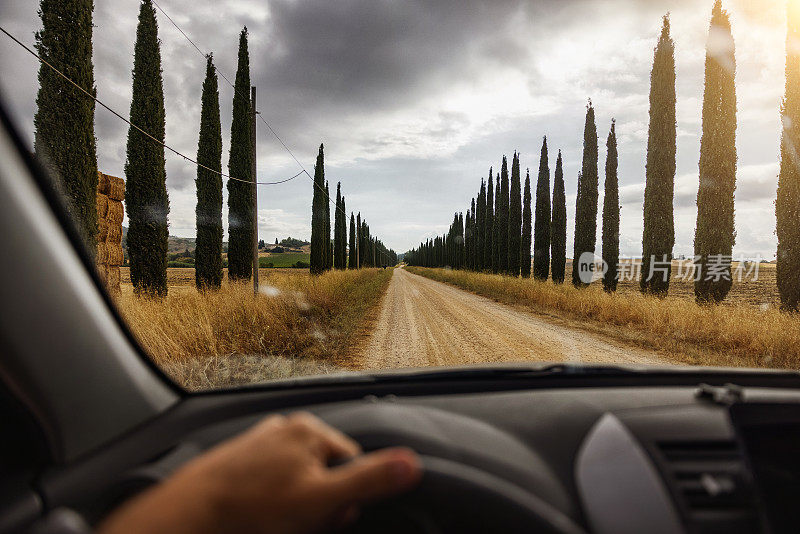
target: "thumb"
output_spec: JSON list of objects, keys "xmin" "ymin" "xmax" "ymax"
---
[{"xmin": 323, "ymin": 447, "xmax": 422, "ymax": 505}]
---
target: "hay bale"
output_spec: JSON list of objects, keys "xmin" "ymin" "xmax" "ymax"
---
[
  {"xmin": 106, "ymin": 266, "xmax": 121, "ymax": 293},
  {"xmin": 107, "ymin": 200, "xmax": 124, "ymax": 224},
  {"xmin": 107, "ymin": 243, "xmax": 124, "ymax": 266},
  {"xmin": 97, "ymin": 172, "xmax": 110, "ymax": 195},
  {"xmin": 96, "ymin": 192, "xmax": 108, "ymax": 219},
  {"xmin": 96, "ymin": 242, "xmax": 108, "ymax": 264},
  {"xmin": 97, "ymin": 218, "xmax": 109, "ymax": 242},
  {"xmin": 107, "ymin": 175, "xmax": 125, "ymax": 201},
  {"xmin": 106, "ymin": 224, "xmax": 122, "ymax": 244}
]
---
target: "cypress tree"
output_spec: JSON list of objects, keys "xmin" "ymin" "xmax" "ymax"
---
[
  {"xmin": 334, "ymin": 182, "xmax": 344, "ymax": 269},
  {"xmin": 34, "ymin": 0, "xmax": 98, "ymax": 249},
  {"xmin": 551, "ymin": 150, "xmax": 567, "ymax": 283},
  {"xmin": 485, "ymin": 170, "xmax": 494, "ymax": 270},
  {"xmin": 471, "ymin": 198, "xmax": 477, "ymax": 269},
  {"xmin": 573, "ymin": 170, "xmax": 583, "ymax": 284},
  {"xmin": 533, "ymin": 138, "xmax": 551, "ymax": 280},
  {"xmin": 227, "ymin": 28, "xmax": 253, "ymax": 281},
  {"xmin": 465, "ymin": 206, "xmax": 472, "ymax": 270},
  {"xmin": 602, "ymin": 120, "xmax": 620, "ymax": 292},
  {"xmin": 324, "ymin": 181, "xmax": 332, "ymax": 269},
  {"xmin": 124, "ymin": 0, "xmax": 168, "ymax": 297},
  {"xmin": 458, "ymin": 212, "xmax": 465, "ymax": 269},
  {"xmin": 777, "ymin": 2, "xmax": 800, "ymax": 311},
  {"xmin": 572, "ymin": 102, "xmax": 599, "ymax": 288},
  {"xmin": 365, "ymin": 221, "xmax": 371, "ymax": 266},
  {"xmin": 356, "ymin": 212, "xmax": 362, "ymax": 268},
  {"xmin": 508, "ymin": 153, "xmax": 522, "ymax": 276},
  {"xmin": 195, "ymin": 55, "xmax": 223, "ymax": 290},
  {"xmin": 348, "ymin": 212, "xmax": 356, "ymax": 269},
  {"xmin": 499, "ymin": 157, "xmax": 510, "ymax": 274},
  {"xmin": 310, "ymin": 144, "xmax": 325, "ymax": 274},
  {"xmin": 694, "ymin": 0, "xmax": 737, "ymax": 303},
  {"xmin": 447, "ymin": 215, "xmax": 454, "ymax": 267},
  {"xmin": 339, "ymin": 194, "xmax": 346, "ymax": 269},
  {"xmin": 471, "ymin": 199, "xmax": 477, "ymax": 269},
  {"xmin": 641, "ymin": 15, "xmax": 677, "ymax": 296},
  {"xmin": 521, "ymin": 169, "xmax": 532, "ymax": 278},
  {"xmin": 477, "ymin": 179, "xmax": 486, "ymax": 270},
  {"xmin": 493, "ymin": 174, "xmax": 501, "ymax": 273}
]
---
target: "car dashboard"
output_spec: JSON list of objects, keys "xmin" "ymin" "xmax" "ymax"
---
[{"xmin": 17, "ymin": 377, "xmax": 800, "ymax": 534}]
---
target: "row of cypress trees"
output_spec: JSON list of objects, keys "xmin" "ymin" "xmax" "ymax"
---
[
  {"xmin": 572, "ymin": 103, "xmax": 621, "ymax": 292},
  {"xmin": 34, "ymin": 0, "xmax": 173, "ymax": 297},
  {"xmin": 35, "ymin": 0, "xmax": 396, "ymax": 296},
  {"xmin": 309, "ymin": 144, "xmax": 396, "ymax": 273},
  {"xmin": 405, "ymin": 122, "xmax": 613, "ymax": 293},
  {"xmin": 125, "ymin": 3, "xmax": 259, "ymax": 295},
  {"xmin": 187, "ymin": 20, "xmax": 256, "ymax": 292},
  {"xmin": 406, "ymin": 1, "xmax": 800, "ymax": 312},
  {"xmin": 405, "ymin": 143, "xmax": 544, "ymax": 278},
  {"xmin": 406, "ymin": 106, "xmax": 620, "ymax": 293}
]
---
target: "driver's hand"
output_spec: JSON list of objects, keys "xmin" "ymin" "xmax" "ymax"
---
[{"xmin": 99, "ymin": 412, "xmax": 422, "ymax": 534}]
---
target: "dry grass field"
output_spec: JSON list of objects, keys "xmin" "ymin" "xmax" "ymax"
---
[
  {"xmin": 593, "ymin": 259, "xmax": 781, "ymax": 310},
  {"xmin": 406, "ymin": 266, "xmax": 800, "ymax": 370},
  {"xmin": 116, "ymin": 267, "xmax": 392, "ymax": 390},
  {"xmin": 120, "ymin": 267, "xmax": 310, "ymax": 288}
]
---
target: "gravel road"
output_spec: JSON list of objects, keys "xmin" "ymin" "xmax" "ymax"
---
[{"xmin": 359, "ymin": 267, "xmax": 671, "ymax": 370}]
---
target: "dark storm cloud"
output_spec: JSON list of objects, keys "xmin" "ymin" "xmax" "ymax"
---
[
  {"xmin": 247, "ymin": 0, "xmax": 539, "ymax": 154},
  {"xmin": 261, "ymin": 0, "xmax": 527, "ymax": 106}
]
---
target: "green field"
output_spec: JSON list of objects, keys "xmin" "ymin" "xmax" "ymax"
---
[{"xmin": 259, "ymin": 252, "xmax": 310, "ymax": 268}]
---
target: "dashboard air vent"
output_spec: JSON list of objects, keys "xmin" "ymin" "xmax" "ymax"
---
[{"xmin": 657, "ymin": 440, "xmax": 760, "ymax": 533}]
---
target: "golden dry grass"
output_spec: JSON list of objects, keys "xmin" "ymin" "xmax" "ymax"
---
[
  {"xmin": 116, "ymin": 268, "xmax": 392, "ymax": 390},
  {"xmin": 591, "ymin": 259, "xmax": 781, "ymax": 310},
  {"xmin": 406, "ymin": 266, "xmax": 800, "ymax": 370}
]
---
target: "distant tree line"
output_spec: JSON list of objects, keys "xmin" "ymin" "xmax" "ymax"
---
[
  {"xmin": 309, "ymin": 144, "xmax": 397, "ymax": 273},
  {"xmin": 404, "ymin": 117, "xmax": 618, "ymax": 292}
]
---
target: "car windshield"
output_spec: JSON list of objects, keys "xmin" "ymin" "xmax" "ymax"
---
[{"xmin": 1, "ymin": 0, "xmax": 799, "ymax": 391}]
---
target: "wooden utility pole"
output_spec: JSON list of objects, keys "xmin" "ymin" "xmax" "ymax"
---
[{"xmin": 251, "ymin": 86, "xmax": 259, "ymax": 295}]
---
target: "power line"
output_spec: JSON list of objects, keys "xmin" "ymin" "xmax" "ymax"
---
[
  {"xmin": 0, "ymin": 25, "xmax": 300, "ymax": 187},
  {"xmin": 3, "ymin": 17, "xmax": 393, "ymax": 255},
  {"xmin": 152, "ymin": 0, "xmax": 399, "ymax": 260},
  {"xmin": 151, "ymin": 0, "xmax": 237, "ymax": 91},
  {"xmin": 149, "ymin": 0, "xmax": 348, "ymax": 219}
]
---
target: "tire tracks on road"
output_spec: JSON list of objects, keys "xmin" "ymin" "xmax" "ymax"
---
[{"xmin": 358, "ymin": 267, "xmax": 672, "ymax": 370}]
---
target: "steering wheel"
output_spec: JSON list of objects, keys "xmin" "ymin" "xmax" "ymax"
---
[{"xmin": 342, "ymin": 454, "xmax": 586, "ymax": 534}]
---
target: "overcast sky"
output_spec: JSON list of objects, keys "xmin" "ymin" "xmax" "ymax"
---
[{"xmin": 0, "ymin": 0, "xmax": 790, "ymax": 257}]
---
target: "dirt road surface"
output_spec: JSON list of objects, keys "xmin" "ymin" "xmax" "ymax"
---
[{"xmin": 359, "ymin": 267, "xmax": 672, "ymax": 370}]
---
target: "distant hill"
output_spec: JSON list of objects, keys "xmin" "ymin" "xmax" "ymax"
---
[
  {"xmin": 122, "ymin": 226, "xmax": 204, "ymax": 254},
  {"xmin": 123, "ymin": 228, "xmax": 313, "ymax": 255},
  {"xmin": 277, "ymin": 237, "xmax": 309, "ymax": 248}
]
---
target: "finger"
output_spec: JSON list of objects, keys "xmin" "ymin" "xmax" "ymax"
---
[
  {"xmin": 321, "ymin": 447, "xmax": 422, "ymax": 506},
  {"xmin": 250, "ymin": 414, "xmax": 288, "ymax": 435},
  {"xmin": 287, "ymin": 412, "xmax": 362, "ymax": 459}
]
